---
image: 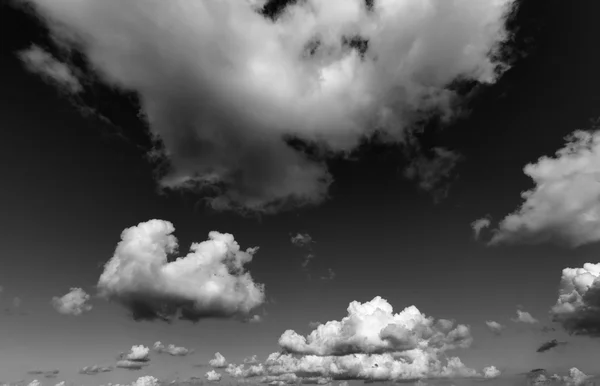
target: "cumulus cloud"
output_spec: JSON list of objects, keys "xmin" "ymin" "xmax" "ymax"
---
[
  {"xmin": 485, "ymin": 320, "xmax": 505, "ymax": 335},
  {"xmin": 512, "ymin": 310, "xmax": 538, "ymax": 324},
  {"xmin": 51, "ymin": 287, "xmax": 92, "ymax": 316},
  {"xmin": 153, "ymin": 341, "xmax": 193, "ymax": 356},
  {"xmin": 471, "ymin": 217, "xmax": 491, "ymax": 240},
  {"xmin": 18, "ymin": 45, "xmax": 82, "ymax": 93},
  {"xmin": 206, "ymin": 370, "xmax": 222, "ymax": 382},
  {"xmin": 215, "ymin": 296, "xmax": 498, "ymax": 383},
  {"xmin": 210, "ymin": 352, "xmax": 228, "ymax": 368},
  {"xmin": 97, "ymin": 219, "xmax": 265, "ymax": 322},
  {"xmin": 489, "ymin": 129, "xmax": 600, "ymax": 247},
  {"xmin": 483, "ymin": 366, "xmax": 501, "ymax": 379},
  {"xmin": 536, "ymin": 339, "xmax": 567, "ymax": 353},
  {"xmin": 121, "ymin": 345, "xmax": 150, "ymax": 362},
  {"xmin": 131, "ymin": 376, "xmax": 160, "ymax": 386},
  {"xmin": 551, "ymin": 262, "xmax": 600, "ymax": 336},
  {"xmin": 16, "ymin": 0, "xmax": 516, "ymax": 214},
  {"xmin": 79, "ymin": 365, "xmax": 114, "ymax": 375}
]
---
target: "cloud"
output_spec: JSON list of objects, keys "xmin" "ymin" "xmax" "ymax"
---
[
  {"xmin": 320, "ymin": 268, "xmax": 336, "ymax": 281},
  {"xmin": 471, "ymin": 217, "xmax": 491, "ymax": 240},
  {"xmin": 131, "ymin": 376, "xmax": 160, "ymax": 386},
  {"xmin": 97, "ymin": 219, "xmax": 265, "ymax": 322},
  {"xmin": 214, "ymin": 296, "xmax": 499, "ymax": 383},
  {"xmin": 51, "ymin": 287, "xmax": 92, "ymax": 316},
  {"xmin": 245, "ymin": 314, "xmax": 263, "ymax": 323},
  {"xmin": 153, "ymin": 341, "xmax": 193, "ymax": 356},
  {"xmin": 404, "ymin": 147, "xmax": 463, "ymax": 203},
  {"xmin": 551, "ymin": 262, "xmax": 600, "ymax": 336},
  {"xmin": 485, "ymin": 320, "xmax": 504, "ymax": 335},
  {"xmin": 17, "ymin": 0, "xmax": 516, "ymax": 214},
  {"xmin": 206, "ymin": 370, "xmax": 222, "ymax": 382},
  {"xmin": 27, "ymin": 381, "xmax": 40, "ymax": 386},
  {"xmin": 291, "ymin": 233, "xmax": 314, "ymax": 247},
  {"xmin": 18, "ymin": 45, "xmax": 82, "ymax": 93},
  {"xmin": 511, "ymin": 310, "xmax": 538, "ymax": 324},
  {"xmin": 54, "ymin": 382, "xmax": 65, "ymax": 386},
  {"xmin": 209, "ymin": 352, "xmax": 228, "ymax": 368},
  {"xmin": 244, "ymin": 355, "xmax": 260, "ymax": 365},
  {"xmin": 489, "ymin": 129, "xmax": 600, "ymax": 247},
  {"xmin": 26, "ymin": 370, "xmax": 59, "ymax": 379},
  {"xmin": 120, "ymin": 345, "xmax": 150, "ymax": 362},
  {"xmin": 483, "ymin": 366, "xmax": 501, "ymax": 379},
  {"xmin": 536, "ymin": 339, "xmax": 567, "ymax": 353},
  {"xmin": 79, "ymin": 365, "xmax": 114, "ymax": 375},
  {"xmin": 115, "ymin": 360, "xmax": 150, "ymax": 371}
]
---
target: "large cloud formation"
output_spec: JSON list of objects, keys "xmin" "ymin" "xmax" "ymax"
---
[
  {"xmin": 97, "ymin": 219, "xmax": 265, "ymax": 322},
  {"xmin": 51, "ymin": 287, "xmax": 92, "ymax": 316},
  {"xmin": 488, "ymin": 130, "xmax": 600, "ymax": 247},
  {"xmin": 16, "ymin": 0, "xmax": 515, "ymax": 214},
  {"xmin": 225, "ymin": 296, "xmax": 498, "ymax": 383},
  {"xmin": 551, "ymin": 262, "xmax": 600, "ymax": 336}
]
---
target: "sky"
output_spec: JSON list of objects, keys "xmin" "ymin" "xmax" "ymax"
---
[{"xmin": 1, "ymin": 0, "xmax": 600, "ymax": 385}]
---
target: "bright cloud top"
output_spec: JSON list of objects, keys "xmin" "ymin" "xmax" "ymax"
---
[
  {"xmin": 489, "ymin": 130, "xmax": 600, "ymax": 247},
  {"xmin": 206, "ymin": 370, "xmax": 223, "ymax": 382},
  {"xmin": 210, "ymin": 352, "xmax": 229, "ymax": 368},
  {"xmin": 121, "ymin": 345, "xmax": 150, "ymax": 362},
  {"xmin": 551, "ymin": 262, "xmax": 600, "ymax": 336},
  {"xmin": 19, "ymin": 0, "xmax": 515, "ymax": 213},
  {"xmin": 279, "ymin": 296, "xmax": 473, "ymax": 355},
  {"xmin": 221, "ymin": 296, "xmax": 497, "ymax": 383},
  {"xmin": 97, "ymin": 219, "xmax": 265, "ymax": 322},
  {"xmin": 51, "ymin": 287, "xmax": 92, "ymax": 316}
]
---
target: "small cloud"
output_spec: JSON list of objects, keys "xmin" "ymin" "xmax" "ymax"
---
[
  {"xmin": 120, "ymin": 345, "xmax": 150, "ymax": 362},
  {"xmin": 245, "ymin": 314, "xmax": 262, "ymax": 323},
  {"xmin": 97, "ymin": 220, "xmax": 265, "ymax": 322},
  {"xmin": 54, "ymin": 382, "xmax": 65, "ymax": 386},
  {"xmin": 290, "ymin": 233, "xmax": 314, "ymax": 247},
  {"xmin": 512, "ymin": 310, "xmax": 539, "ymax": 324},
  {"xmin": 153, "ymin": 341, "xmax": 193, "ymax": 356},
  {"xmin": 243, "ymin": 355, "xmax": 259, "ymax": 365},
  {"xmin": 206, "ymin": 370, "xmax": 222, "ymax": 382},
  {"xmin": 79, "ymin": 365, "xmax": 114, "ymax": 375},
  {"xmin": 18, "ymin": 45, "xmax": 82, "ymax": 93},
  {"xmin": 404, "ymin": 147, "xmax": 463, "ymax": 203},
  {"xmin": 131, "ymin": 376, "xmax": 160, "ymax": 386},
  {"xmin": 471, "ymin": 216, "xmax": 491, "ymax": 240},
  {"xmin": 51, "ymin": 287, "xmax": 92, "ymax": 316},
  {"xmin": 27, "ymin": 381, "xmax": 40, "ymax": 386},
  {"xmin": 485, "ymin": 320, "xmax": 505, "ymax": 335},
  {"xmin": 536, "ymin": 339, "xmax": 567, "ymax": 353},
  {"xmin": 116, "ymin": 360, "xmax": 149, "ymax": 371},
  {"xmin": 26, "ymin": 370, "xmax": 59, "ymax": 379},
  {"xmin": 209, "ymin": 352, "xmax": 228, "ymax": 368},
  {"xmin": 483, "ymin": 366, "xmax": 501, "ymax": 379},
  {"xmin": 320, "ymin": 268, "xmax": 335, "ymax": 281}
]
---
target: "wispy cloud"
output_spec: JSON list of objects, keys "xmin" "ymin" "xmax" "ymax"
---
[
  {"xmin": 471, "ymin": 216, "xmax": 492, "ymax": 240},
  {"xmin": 18, "ymin": 45, "xmax": 82, "ymax": 94}
]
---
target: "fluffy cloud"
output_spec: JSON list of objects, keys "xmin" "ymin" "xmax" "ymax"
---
[
  {"xmin": 17, "ymin": 0, "xmax": 516, "ymax": 214},
  {"xmin": 489, "ymin": 130, "xmax": 600, "ymax": 247},
  {"xmin": 121, "ymin": 345, "xmax": 150, "ymax": 362},
  {"xmin": 512, "ymin": 310, "xmax": 538, "ymax": 324},
  {"xmin": 279, "ymin": 296, "xmax": 472, "ymax": 355},
  {"xmin": 483, "ymin": 366, "xmax": 501, "ymax": 379},
  {"xmin": 485, "ymin": 320, "xmax": 504, "ymax": 335},
  {"xmin": 206, "ymin": 370, "xmax": 223, "ymax": 382},
  {"xmin": 51, "ymin": 287, "xmax": 92, "ymax": 316},
  {"xmin": 153, "ymin": 341, "xmax": 193, "ymax": 356},
  {"xmin": 97, "ymin": 219, "xmax": 265, "ymax": 322},
  {"xmin": 79, "ymin": 365, "xmax": 114, "ymax": 375},
  {"xmin": 551, "ymin": 263, "xmax": 600, "ymax": 336},
  {"xmin": 210, "ymin": 352, "xmax": 228, "ymax": 368},
  {"xmin": 222, "ymin": 297, "xmax": 496, "ymax": 383},
  {"xmin": 471, "ymin": 217, "xmax": 491, "ymax": 240},
  {"xmin": 18, "ymin": 45, "xmax": 82, "ymax": 93}
]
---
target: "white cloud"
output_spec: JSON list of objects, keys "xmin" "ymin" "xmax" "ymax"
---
[
  {"xmin": 132, "ymin": 376, "xmax": 160, "ymax": 386},
  {"xmin": 27, "ymin": 381, "xmax": 40, "ymax": 386},
  {"xmin": 471, "ymin": 217, "xmax": 491, "ymax": 240},
  {"xmin": 511, "ymin": 310, "xmax": 538, "ymax": 324},
  {"xmin": 79, "ymin": 365, "xmax": 114, "ymax": 375},
  {"xmin": 551, "ymin": 262, "xmax": 600, "ymax": 336},
  {"xmin": 97, "ymin": 219, "xmax": 265, "ymax": 322},
  {"xmin": 51, "ymin": 287, "xmax": 92, "ymax": 316},
  {"xmin": 54, "ymin": 382, "xmax": 65, "ymax": 386},
  {"xmin": 18, "ymin": 0, "xmax": 515, "ymax": 213},
  {"xmin": 291, "ymin": 233, "xmax": 314, "ymax": 247},
  {"xmin": 483, "ymin": 366, "xmax": 501, "ymax": 379},
  {"xmin": 485, "ymin": 320, "xmax": 504, "ymax": 335},
  {"xmin": 206, "ymin": 370, "xmax": 223, "ymax": 382},
  {"xmin": 153, "ymin": 341, "xmax": 193, "ymax": 356},
  {"xmin": 18, "ymin": 45, "xmax": 82, "ymax": 93},
  {"xmin": 490, "ymin": 130, "xmax": 600, "ymax": 247},
  {"xmin": 243, "ymin": 355, "xmax": 260, "ymax": 365},
  {"xmin": 210, "ymin": 352, "xmax": 228, "ymax": 368},
  {"xmin": 279, "ymin": 296, "xmax": 472, "ymax": 355},
  {"xmin": 121, "ymin": 345, "xmax": 150, "ymax": 362}
]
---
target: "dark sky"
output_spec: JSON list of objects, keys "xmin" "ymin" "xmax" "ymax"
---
[{"xmin": 1, "ymin": 0, "xmax": 600, "ymax": 384}]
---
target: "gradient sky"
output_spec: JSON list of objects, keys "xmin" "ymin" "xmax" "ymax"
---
[{"xmin": 1, "ymin": 0, "xmax": 600, "ymax": 385}]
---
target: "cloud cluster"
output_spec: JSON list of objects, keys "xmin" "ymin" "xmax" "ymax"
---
[
  {"xmin": 79, "ymin": 365, "xmax": 114, "ymax": 375},
  {"xmin": 206, "ymin": 370, "xmax": 223, "ymax": 382},
  {"xmin": 488, "ymin": 129, "xmax": 600, "ymax": 247},
  {"xmin": 116, "ymin": 345, "xmax": 150, "ymax": 370},
  {"xmin": 18, "ymin": 0, "xmax": 516, "ymax": 213},
  {"xmin": 210, "ymin": 353, "xmax": 228, "ymax": 368},
  {"xmin": 97, "ymin": 219, "xmax": 265, "ymax": 322},
  {"xmin": 51, "ymin": 287, "xmax": 92, "ymax": 316},
  {"xmin": 485, "ymin": 320, "xmax": 504, "ymax": 335},
  {"xmin": 18, "ymin": 45, "xmax": 82, "ymax": 93},
  {"xmin": 153, "ymin": 341, "xmax": 193, "ymax": 356},
  {"xmin": 551, "ymin": 262, "xmax": 600, "ymax": 336},
  {"xmin": 225, "ymin": 296, "xmax": 497, "ymax": 383},
  {"xmin": 512, "ymin": 310, "xmax": 538, "ymax": 324}
]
